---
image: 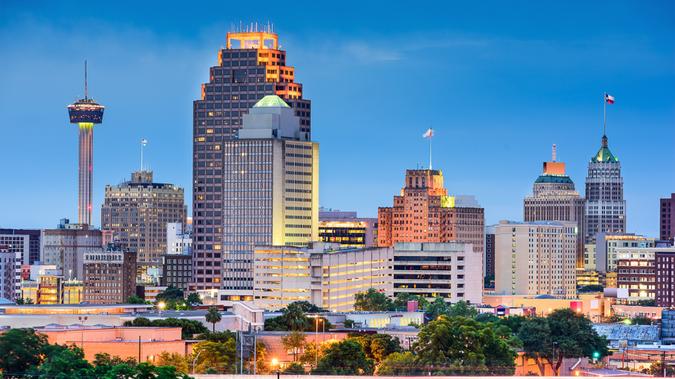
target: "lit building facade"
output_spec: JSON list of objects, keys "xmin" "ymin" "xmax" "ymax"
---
[
  {"xmin": 594, "ymin": 233, "xmax": 654, "ymax": 273},
  {"xmin": 655, "ymin": 248, "xmax": 675, "ymax": 307},
  {"xmin": 166, "ymin": 222, "xmax": 192, "ymax": 255},
  {"xmin": 0, "ymin": 229, "xmax": 41, "ymax": 265},
  {"xmin": 392, "ymin": 242, "xmax": 483, "ymax": 305},
  {"xmin": 660, "ymin": 193, "xmax": 675, "ymax": 242},
  {"xmin": 494, "ymin": 220, "xmax": 577, "ymax": 298},
  {"xmin": 252, "ymin": 243, "xmax": 390, "ymax": 312},
  {"xmin": 41, "ymin": 219, "xmax": 103, "ymax": 281},
  {"xmin": 319, "ymin": 209, "xmax": 377, "ymax": 248},
  {"xmin": 194, "ymin": 95, "xmax": 318, "ymax": 298},
  {"xmin": 192, "ymin": 29, "xmax": 311, "ymax": 292},
  {"xmin": 524, "ymin": 148, "xmax": 585, "ymax": 267},
  {"xmin": 377, "ymin": 169, "xmax": 485, "ymax": 257},
  {"xmin": 0, "ymin": 232, "xmax": 30, "ymax": 299},
  {"xmin": 616, "ymin": 248, "xmax": 657, "ymax": 303},
  {"xmin": 83, "ymin": 245, "xmax": 136, "ymax": 304},
  {"xmin": 101, "ymin": 170, "xmax": 186, "ymax": 283},
  {"xmin": 585, "ymin": 134, "xmax": 626, "ymax": 241}
]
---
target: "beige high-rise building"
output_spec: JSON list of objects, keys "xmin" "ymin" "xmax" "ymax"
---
[
  {"xmin": 101, "ymin": 171, "xmax": 186, "ymax": 283},
  {"xmin": 41, "ymin": 219, "xmax": 103, "ymax": 281},
  {"xmin": 207, "ymin": 95, "xmax": 318, "ymax": 300},
  {"xmin": 494, "ymin": 220, "xmax": 577, "ymax": 298}
]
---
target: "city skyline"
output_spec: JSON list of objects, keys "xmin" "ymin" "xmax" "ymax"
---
[{"xmin": 1, "ymin": 1, "xmax": 674, "ymax": 237}]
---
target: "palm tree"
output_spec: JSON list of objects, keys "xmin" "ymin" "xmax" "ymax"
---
[{"xmin": 205, "ymin": 306, "xmax": 222, "ymax": 332}]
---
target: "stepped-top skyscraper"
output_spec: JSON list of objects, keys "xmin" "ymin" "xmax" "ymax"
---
[
  {"xmin": 67, "ymin": 61, "xmax": 104, "ymax": 226},
  {"xmin": 524, "ymin": 145, "xmax": 585, "ymax": 267},
  {"xmin": 584, "ymin": 133, "xmax": 626, "ymax": 241},
  {"xmin": 192, "ymin": 27, "xmax": 311, "ymax": 291}
]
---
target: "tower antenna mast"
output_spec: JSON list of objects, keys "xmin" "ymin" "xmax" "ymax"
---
[{"xmin": 84, "ymin": 60, "xmax": 88, "ymax": 100}]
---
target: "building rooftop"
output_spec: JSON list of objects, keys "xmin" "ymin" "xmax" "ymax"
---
[
  {"xmin": 253, "ymin": 95, "xmax": 290, "ymax": 108},
  {"xmin": 592, "ymin": 136, "xmax": 619, "ymax": 163},
  {"xmin": 534, "ymin": 175, "xmax": 574, "ymax": 184}
]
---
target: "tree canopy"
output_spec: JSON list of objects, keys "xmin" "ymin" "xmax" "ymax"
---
[
  {"xmin": 313, "ymin": 339, "xmax": 374, "ymax": 375},
  {"xmin": 354, "ymin": 288, "xmax": 394, "ymax": 311}
]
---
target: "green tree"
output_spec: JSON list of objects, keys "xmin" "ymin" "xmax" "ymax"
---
[
  {"xmin": 201, "ymin": 330, "xmax": 236, "ymax": 342},
  {"xmin": 577, "ymin": 284, "xmax": 604, "ymax": 293},
  {"xmin": 283, "ymin": 302, "xmax": 310, "ymax": 331},
  {"xmin": 205, "ymin": 306, "xmax": 222, "ymax": 332},
  {"xmin": 192, "ymin": 339, "xmax": 236, "ymax": 374},
  {"xmin": 32, "ymin": 345, "xmax": 94, "ymax": 379},
  {"xmin": 123, "ymin": 317, "xmax": 208, "ymax": 339},
  {"xmin": 644, "ymin": 361, "xmax": 675, "ymax": 377},
  {"xmin": 414, "ymin": 316, "xmax": 517, "ymax": 375},
  {"xmin": 313, "ymin": 339, "xmax": 374, "ymax": 375},
  {"xmin": 424, "ymin": 297, "xmax": 451, "ymax": 321},
  {"xmin": 351, "ymin": 333, "xmax": 402, "ymax": 363},
  {"xmin": 283, "ymin": 362, "xmax": 306, "ymax": 374},
  {"xmin": 354, "ymin": 288, "xmax": 394, "ymax": 311},
  {"xmin": 281, "ymin": 331, "xmax": 306, "ymax": 362},
  {"xmin": 0, "ymin": 328, "xmax": 50, "ymax": 375},
  {"xmin": 127, "ymin": 294, "xmax": 147, "ymax": 304},
  {"xmin": 186, "ymin": 292, "xmax": 202, "ymax": 306},
  {"xmin": 392, "ymin": 293, "xmax": 428, "ymax": 311},
  {"xmin": 375, "ymin": 351, "xmax": 418, "ymax": 376},
  {"xmin": 447, "ymin": 300, "xmax": 478, "ymax": 318},
  {"xmin": 518, "ymin": 309, "xmax": 609, "ymax": 376},
  {"xmin": 475, "ymin": 312, "xmax": 500, "ymax": 323},
  {"xmin": 630, "ymin": 316, "xmax": 653, "ymax": 325},
  {"xmin": 156, "ymin": 286, "xmax": 184, "ymax": 302}
]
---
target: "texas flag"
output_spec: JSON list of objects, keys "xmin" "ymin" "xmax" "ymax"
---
[
  {"xmin": 605, "ymin": 93, "xmax": 615, "ymax": 104},
  {"xmin": 422, "ymin": 128, "xmax": 434, "ymax": 138}
]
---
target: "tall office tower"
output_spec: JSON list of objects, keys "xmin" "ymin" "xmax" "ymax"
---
[
  {"xmin": 585, "ymin": 134, "xmax": 626, "ymax": 241},
  {"xmin": 494, "ymin": 220, "xmax": 578, "ymax": 298},
  {"xmin": 101, "ymin": 170, "xmax": 186, "ymax": 283},
  {"xmin": 319, "ymin": 209, "xmax": 378, "ymax": 248},
  {"xmin": 192, "ymin": 29, "xmax": 311, "ymax": 292},
  {"xmin": 192, "ymin": 95, "xmax": 318, "ymax": 296},
  {"xmin": 661, "ymin": 193, "xmax": 675, "ymax": 241},
  {"xmin": 67, "ymin": 62, "xmax": 105, "ymax": 226},
  {"xmin": 82, "ymin": 244, "xmax": 136, "ymax": 304},
  {"xmin": 524, "ymin": 146, "xmax": 585, "ymax": 267},
  {"xmin": 41, "ymin": 219, "xmax": 103, "ymax": 281},
  {"xmin": 377, "ymin": 169, "xmax": 485, "ymax": 257},
  {"xmin": 0, "ymin": 232, "xmax": 30, "ymax": 299},
  {"xmin": 0, "ymin": 229, "xmax": 41, "ymax": 265}
]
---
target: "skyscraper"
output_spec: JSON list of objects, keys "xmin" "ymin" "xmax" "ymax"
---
[
  {"xmin": 660, "ymin": 193, "xmax": 675, "ymax": 241},
  {"xmin": 377, "ymin": 169, "xmax": 485, "ymax": 257},
  {"xmin": 101, "ymin": 170, "xmax": 186, "ymax": 283},
  {"xmin": 585, "ymin": 134, "xmax": 626, "ymax": 241},
  {"xmin": 192, "ymin": 95, "xmax": 318, "ymax": 296},
  {"xmin": 67, "ymin": 61, "xmax": 105, "ymax": 226},
  {"xmin": 524, "ymin": 146, "xmax": 585, "ymax": 267},
  {"xmin": 192, "ymin": 29, "xmax": 311, "ymax": 291}
]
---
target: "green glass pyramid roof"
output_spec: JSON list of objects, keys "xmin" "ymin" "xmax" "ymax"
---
[
  {"xmin": 535, "ymin": 175, "xmax": 574, "ymax": 184},
  {"xmin": 253, "ymin": 95, "xmax": 290, "ymax": 108},
  {"xmin": 591, "ymin": 135, "xmax": 619, "ymax": 163}
]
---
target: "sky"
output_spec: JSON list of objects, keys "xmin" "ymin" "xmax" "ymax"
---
[{"xmin": 1, "ymin": 1, "xmax": 673, "ymax": 236}]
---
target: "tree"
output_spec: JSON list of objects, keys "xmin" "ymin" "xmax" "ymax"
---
[
  {"xmin": 0, "ymin": 328, "xmax": 50, "ymax": 375},
  {"xmin": 447, "ymin": 300, "xmax": 478, "ymax": 318},
  {"xmin": 192, "ymin": 339, "xmax": 236, "ymax": 374},
  {"xmin": 518, "ymin": 309, "xmax": 609, "ymax": 376},
  {"xmin": 123, "ymin": 317, "xmax": 208, "ymax": 339},
  {"xmin": 127, "ymin": 295, "xmax": 146, "ymax": 304},
  {"xmin": 375, "ymin": 351, "xmax": 418, "ymax": 376},
  {"xmin": 350, "ymin": 333, "xmax": 402, "ymax": 363},
  {"xmin": 283, "ymin": 302, "xmax": 310, "ymax": 331},
  {"xmin": 31, "ymin": 345, "xmax": 94, "ymax": 379},
  {"xmin": 186, "ymin": 292, "xmax": 202, "ymax": 306},
  {"xmin": 354, "ymin": 288, "xmax": 394, "ymax": 311},
  {"xmin": 205, "ymin": 306, "xmax": 222, "ymax": 332},
  {"xmin": 201, "ymin": 330, "xmax": 236, "ymax": 342},
  {"xmin": 392, "ymin": 293, "xmax": 428, "ymax": 311},
  {"xmin": 424, "ymin": 297, "xmax": 451, "ymax": 321},
  {"xmin": 644, "ymin": 360, "xmax": 675, "ymax": 377},
  {"xmin": 414, "ymin": 316, "xmax": 517, "ymax": 375},
  {"xmin": 630, "ymin": 316, "xmax": 653, "ymax": 325},
  {"xmin": 281, "ymin": 331, "xmax": 306, "ymax": 362},
  {"xmin": 577, "ymin": 284, "xmax": 604, "ymax": 293},
  {"xmin": 156, "ymin": 285, "xmax": 184, "ymax": 302},
  {"xmin": 156, "ymin": 352, "xmax": 189, "ymax": 374},
  {"xmin": 283, "ymin": 362, "xmax": 306, "ymax": 374},
  {"xmin": 475, "ymin": 312, "xmax": 500, "ymax": 323},
  {"xmin": 313, "ymin": 339, "xmax": 374, "ymax": 375}
]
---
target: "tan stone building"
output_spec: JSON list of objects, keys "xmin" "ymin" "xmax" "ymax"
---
[
  {"xmin": 101, "ymin": 170, "xmax": 186, "ymax": 283},
  {"xmin": 83, "ymin": 245, "xmax": 136, "ymax": 304}
]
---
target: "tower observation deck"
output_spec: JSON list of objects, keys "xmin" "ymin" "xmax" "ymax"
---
[{"xmin": 67, "ymin": 61, "xmax": 105, "ymax": 226}]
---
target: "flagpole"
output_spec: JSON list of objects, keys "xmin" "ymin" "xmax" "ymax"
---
[
  {"xmin": 603, "ymin": 92, "xmax": 607, "ymax": 137},
  {"xmin": 429, "ymin": 133, "xmax": 433, "ymax": 170},
  {"xmin": 140, "ymin": 140, "xmax": 144, "ymax": 171}
]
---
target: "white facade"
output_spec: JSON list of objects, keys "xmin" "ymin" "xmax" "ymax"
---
[
  {"xmin": 392, "ymin": 242, "xmax": 483, "ymax": 305},
  {"xmin": 0, "ymin": 233, "xmax": 30, "ymax": 299},
  {"xmin": 166, "ymin": 222, "xmax": 192, "ymax": 255},
  {"xmin": 494, "ymin": 220, "xmax": 578, "ymax": 298},
  {"xmin": 595, "ymin": 233, "xmax": 655, "ymax": 273}
]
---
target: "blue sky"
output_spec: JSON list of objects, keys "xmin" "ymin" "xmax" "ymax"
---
[{"xmin": 1, "ymin": 1, "xmax": 673, "ymax": 236}]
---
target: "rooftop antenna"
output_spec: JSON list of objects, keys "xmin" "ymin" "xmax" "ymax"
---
[
  {"xmin": 84, "ymin": 60, "xmax": 88, "ymax": 100},
  {"xmin": 140, "ymin": 138, "xmax": 148, "ymax": 171},
  {"xmin": 552, "ymin": 144, "xmax": 557, "ymax": 162}
]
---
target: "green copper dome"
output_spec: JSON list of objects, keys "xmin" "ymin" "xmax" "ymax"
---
[
  {"xmin": 534, "ymin": 175, "xmax": 574, "ymax": 184},
  {"xmin": 591, "ymin": 135, "xmax": 619, "ymax": 163},
  {"xmin": 253, "ymin": 95, "xmax": 290, "ymax": 108}
]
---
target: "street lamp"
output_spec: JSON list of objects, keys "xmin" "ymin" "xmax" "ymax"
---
[
  {"xmin": 78, "ymin": 316, "xmax": 88, "ymax": 350},
  {"xmin": 271, "ymin": 358, "xmax": 280, "ymax": 379},
  {"xmin": 157, "ymin": 301, "xmax": 166, "ymax": 317}
]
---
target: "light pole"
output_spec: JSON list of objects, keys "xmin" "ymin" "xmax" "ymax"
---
[
  {"xmin": 78, "ymin": 316, "xmax": 88, "ymax": 350},
  {"xmin": 157, "ymin": 301, "xmax": 166, "ymax": 317},
  {"xmin": 191, "ymin": 349, "xmax": 202, "ymax": 374},
  {"xmin": 271, "ymin": 358, "xmax": 280, "ymax": 379}
]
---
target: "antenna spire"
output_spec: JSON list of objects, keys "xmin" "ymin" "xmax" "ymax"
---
[
  {"xmin": 552, "ymin": 144, "xmax": 557, "ymax": 162},
  {"xmin": 84, "ymin": 60, "xmax": 88, "ymax": 100}
]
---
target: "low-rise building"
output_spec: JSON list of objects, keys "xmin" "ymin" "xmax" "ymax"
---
[
  {"xmin": 318, "ymin": 209, "xmax": 377, "ymax": 248},
  {"xmin": 595, "ymin": 233, "xmax": 655, "ymax": 274}
]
